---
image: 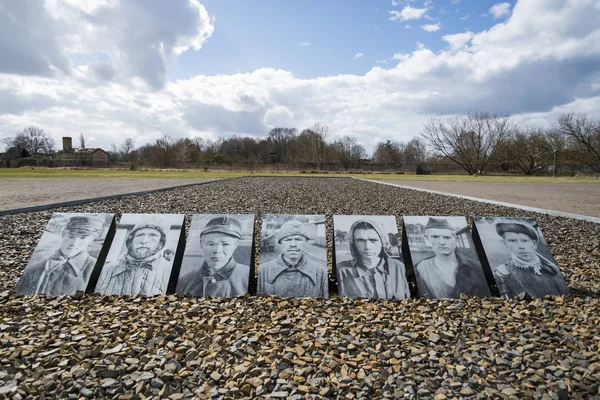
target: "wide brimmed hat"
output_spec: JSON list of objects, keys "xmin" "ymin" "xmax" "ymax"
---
[
  {"xmin": 276, "ymin": 220, "xmax": 310, "ymax": 243},
  {"xmin": 200, "ymin": 216, "xmax": 242, "ymax": 239}
]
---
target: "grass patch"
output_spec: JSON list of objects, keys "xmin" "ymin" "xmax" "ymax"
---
[{"xmin": 0, "ymin": 168, "xmax": 598, "ymax": 184}]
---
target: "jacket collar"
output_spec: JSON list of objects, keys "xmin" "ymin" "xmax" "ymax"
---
[
  {"xmin": 349, "ymin": 256, "xmax": 388, "ymax": 278},
  {"xmin": 200, "ymin": 257, "xmax": 237, "ymax": 280},
  {"xmin": 268, "ymin": 254, "xmax": 317, "ymax": 285},
  {"xmin": 48, "ymin": 249, "xmax": 90, "ymax": 277}
]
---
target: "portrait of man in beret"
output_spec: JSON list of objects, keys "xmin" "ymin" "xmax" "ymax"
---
[
  {"xmin": 493, "ymin": 220, "xmax": 570, "ymax": 298},
  {"xmin": 335, "ymin": 216, "xmax": 410, "ymax": 300},
  {"xmin": 258, "ymin": 216, "xmax": 329, "ymax": 298},
  {"xmin": 16, "ymin": 214, "xmax": 110, "ymax": 296},
  {"xmin": 96, "ymin": 214, "xmax": 183, "ymax": 296},
  {"xmin": 177, "ymin": 215, "xmax": 251, "ymax": 297},
  {"xmin": 410, "ymin": 217, "xmax": 490, "ymax": 299}
]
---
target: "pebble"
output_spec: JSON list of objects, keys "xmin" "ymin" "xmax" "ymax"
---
[{"xmin": 0, "ymin": 177, "xmax": 598, "ymax": 399}]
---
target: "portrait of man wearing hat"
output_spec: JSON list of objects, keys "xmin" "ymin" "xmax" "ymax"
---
[
  {"xmin": 336, "ymin": 218, "xmax": 410, "ymax": 299},
  {"xmin": 494, "ymin": 220, "xmax": 569, "ymax": 298},
  {"xmin": 177, "ymin": 215, "xmax": 250, "ymax": 297},
  {"xmin": 258, "ymin": 218, "xmax": 329, "ymax": 298},
  {"xmin": 414, "ymin": 217, "xmax": 490, "ymax": 299},
  {"xmin": 16, "ymin": 214, "xmax": 107, "ymax": 295},
  {"xmin": 96, "ymin": 215, "xmax": 181, "ymax": 296}
]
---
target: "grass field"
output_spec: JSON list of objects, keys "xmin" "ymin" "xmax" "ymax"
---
[{"xmin": 0, "ymin": 167, "xmax": 598, "ymax": 183}]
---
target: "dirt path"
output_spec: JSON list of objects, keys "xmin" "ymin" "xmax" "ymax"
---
[
  {"xmin": 0, "ymin": 178, "xmax": 219, "ymax": 211},
  {"xmin": 375, "ymin": 180, "xmax": 600, "ymax": 218}
]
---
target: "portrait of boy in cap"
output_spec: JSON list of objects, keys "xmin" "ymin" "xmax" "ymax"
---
[
  {"xmin": 493, "ymin": 219, "xmax": 569, "ymax": 298},
  {"xmin": 334, "ymin": 216, "xmax": 410, "ymax": 300},
  {"xmin": 95, "ymin": 214, "xmax": 183, "ymax": 296},
  {"xmin": 405, "ymin": 216, "xmax": 490, "ymax": 299},
  {"xmin": 258, "ymin": 215, "xmax": 328, "ymax": 298},
  {"xmin": 16, "ymin": 213, "xmax": 111, "ymax": 296},
  {"xmin": 177, "ymin": 215, "xmax": 252, "ymax": 297}
]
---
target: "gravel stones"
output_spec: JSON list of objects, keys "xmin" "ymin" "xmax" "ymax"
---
[{"xmin": 1, "ymin": 177, "xmax": 599, "ymax": 398}]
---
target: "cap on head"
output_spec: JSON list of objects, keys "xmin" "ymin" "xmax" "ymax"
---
[
  {"xmin": 200, "ymin": 215, "xmax": 242, "ymax": 239},
  {"xmin": 276, "ymin": 220, "xmax": 310, "ymax": 243},
  {"xmin": 425, "ymin": 217, "xmax": 454, "ymax": 231},
  {"xmin": 496, "ymin": 221, "xmax": 538, "ymax": 241},
  {"xmin": 64, "ymin": 215, "xmax": 104, "ymax": 237}
]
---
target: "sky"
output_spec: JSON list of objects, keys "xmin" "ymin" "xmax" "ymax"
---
[{"xmin": 1, "ymin": 0, "xmax": 599, "ymax": 155}]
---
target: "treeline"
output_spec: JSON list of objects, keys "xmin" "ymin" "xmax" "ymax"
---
[{"xmin": 4, "ymin": 112, "xmax": 599, "ymax": 175}]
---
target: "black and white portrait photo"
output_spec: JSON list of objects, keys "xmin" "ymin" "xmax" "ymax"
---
[
  {"xmin": 15, "ymin": 213, "xmax": 114, "ymax": 296},
  {"xmin": 334, "ymin": 215, "xmax": 410, "ymax": 299},
  {"xmin": 258, "ymin": 214, "xmax": 328, "ymax": 298},
  {"xmin": 176, "ymin": 214, "xmax": 253, "ymax": 297},
  {"xmin": 473, "ymin": 217, "xmax": 570, "ymax": 298},
  {"xmin": 95, "ymin": 214, "xmax": 184, "ymax": 296},
  {"xmin": 404, "ymin": 216, "xmax": 490, "ymax": 299}
]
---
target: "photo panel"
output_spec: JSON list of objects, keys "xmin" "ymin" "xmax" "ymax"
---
[
  {"xmin": 176, "ymin": 214, "xmax": 254, "ymax": 297},
  {"xmin": 403, "ymin": 216, "xmax": 490, "ymax": 299},
  {"xmin": 15, "ymin": 213, "xmax": 115, "ymax": 296},
  {"xmin": 95, "ymin": 213, "xmax": 185, "ymax": 296},
  {"xmin": 333, "ymin": 215, "xmax": 410, "ymax": 299},
  {"xmin": 473, "ymin": 217, "xmax": 570, "ymax": 299},
  {"xmin": 258, "ymin": 214, "xmax": 328, "ymax": 298}
]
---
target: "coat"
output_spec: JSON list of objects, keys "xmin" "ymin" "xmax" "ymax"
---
[
  {"xmin": 16, "ymin": 250, "xmax": 97, "ymax": 296},
  {"xmin": 258, "ymin": 254, "xmax": 329, "ymax": 298},
  {"xmin": 415, "ymin": 253, "xmax": 491, "ymax": 299},
  {"xmin": 337, "ymin": 257, "xmax": 410, "ymax": 299},
  {"xmin": 176, "ymin": 257, "xmax": 249, "ymax": 297},
  {"xmin": 495, "ymin": 254, "xmax": 570, "ymax": 298}
]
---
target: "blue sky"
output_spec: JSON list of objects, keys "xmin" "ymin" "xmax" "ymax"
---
[
  {"xmin": 0, "ymin": 0, "xmax": 598, "ymax": 154},
  {"xmin": 170, "ymin": 0, "xmax": 513, "ymax": 80}
]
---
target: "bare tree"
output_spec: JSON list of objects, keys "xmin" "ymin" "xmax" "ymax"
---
[
  {"xmin": 373, "ymin": 140, "xmax": 403, "ymax": 167},
  {"xmin": 120, "ymin": 138, "xmax": 135, "ymax": 162},
  {"xmin": 555, "ymin": 113, "xmax": 600, "ymax": 173},
  {"xmin": 79, "ymin": 133, "xmax": 86, "ymax": 149},
  {"xmin": 10, "ymin": 126, "xmax": 56, "ymax": 154},
  {"xmin": 505, "ymin": 127, "xmax": 554, "ymax": 175},
  {"xmin": 298, "ymin": 123, "xmax": 331, "ymax": 169},
  {"xmin": 332, "ymin": 136, "xmax": 367, "ymax": 168},
  {"xmin": 421, "ymin": 112, "xmax": 513, "ymax": 175},
  {"xmin": 267, "ymin": 128, "xmax": 297, "ymax": 162}
]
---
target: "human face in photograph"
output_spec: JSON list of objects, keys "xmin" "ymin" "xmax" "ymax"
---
[
  {"xmin": 201, "ymin": 232, "xmax": 239, "ymax": 270},
  {"xmin": 280, "ymin": 235, "xmax": 307, "ymax": 262},
  {"xmin": 130, "ymin": 228, "xmax": 161, "ymax": 259},
  {"xmin": 426, "ymin": 228, "xmax": 457, "ymax": 256},
  {"xmin": 502, "ymin": 232, "xmax": 537, "ymax": 262},
  {"xmin": 353, "ymin": 228, "xmax": 382, "ymax": 263},
  {"xmin": 60, "ymin": 232, "xmax": 93, "ymax": 258}
]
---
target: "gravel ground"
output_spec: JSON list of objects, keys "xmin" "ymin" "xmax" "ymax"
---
[
  {"xmin": 1, "ymin": 177, "xmax": 599, "ymax": 399},
  {"xmin": 0, "ymin": 178, "xmax": 219, "ymax": 211},
  {"xmin": 376, "ymin": 180, "xmax": 600, "ymax": 218}
]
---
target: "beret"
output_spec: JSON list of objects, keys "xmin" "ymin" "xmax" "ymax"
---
[
  {"xmin": 200, "ymin": 216, "xmax": 242, "ymax": 239},
  {"xmin": 495, "ymin": 221, "xmax": 538, "ymax": 241},
  {"xmin": 276, "ymin": 220, "xmax": 310, "ymax": 243}
]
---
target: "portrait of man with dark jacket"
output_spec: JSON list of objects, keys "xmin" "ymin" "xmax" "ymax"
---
[
  {"xmin": 16, "ymin": 214, "xmax": 107, "ymax": 296},
  {"xmin": 177, "ymin": 215, "xmax": 250, "ymax": 297},
  {"xmin": 414, "ymin": 217, "xmax": 490, "ymax": 299}
]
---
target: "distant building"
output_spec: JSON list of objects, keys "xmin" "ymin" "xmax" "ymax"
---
[
  {"xmin": 54, "ymin": 137, "xmax": 109, "ymax": 167},
  {"xmin": 1, "ymin": 146, "xmax": 32, "ymax": 167}
]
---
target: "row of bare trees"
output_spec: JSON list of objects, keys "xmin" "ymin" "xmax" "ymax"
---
[{"xmin": 421, "ymin": 112, "xmax": 600, "ymax": 175}]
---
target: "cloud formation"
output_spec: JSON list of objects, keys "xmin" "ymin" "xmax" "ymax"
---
[
  {"xmin": 1, "ymin": 0, "xmax": 600, "ymax": 154},
  {"xmin": 389, "ymin": 6, "xmax": 428, "ymax": 21},
  {"xmin": 353, "ymin": 53, "xmax": 364, "ymax": 60},
  {"xmin": 489, "ymin": 2, "xmax": 512, "ymax": 19},
  {"xmin": 421, "ymin": 23, "xmax": 441, "ymax": 32}
]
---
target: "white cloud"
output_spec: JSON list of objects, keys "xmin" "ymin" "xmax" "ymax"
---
[
  {"xmin": 460, "ymin": 13, "xmax": 471, "ymax": 20},
  {"xmin": 450, "ymin": 0, "xmax": 460, "ymax": 4},
  {"xmin": 353, "ymin": 53, "xmax": 364, "ymax": 60},
  {"xmin": 489, "ymin": 2, "xmax": 512, "ymax": 19},
  {"xmin": 421, "ymin": 23, "xmax": 441, "ymax": 32},
  {"xmin": 297, "ymin": 42, "xmax": 312, "ymax": 47},
  {"xmin": 1, "ymin": 0, "xmax": 600, "ymax": 154},
  {"xmin": 388, "ymin": 6, "xmax": 428, "ymax": 21},
  {"xmin": 442, "ymin": 31, "xmax": 474, "ymax": 50}
]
